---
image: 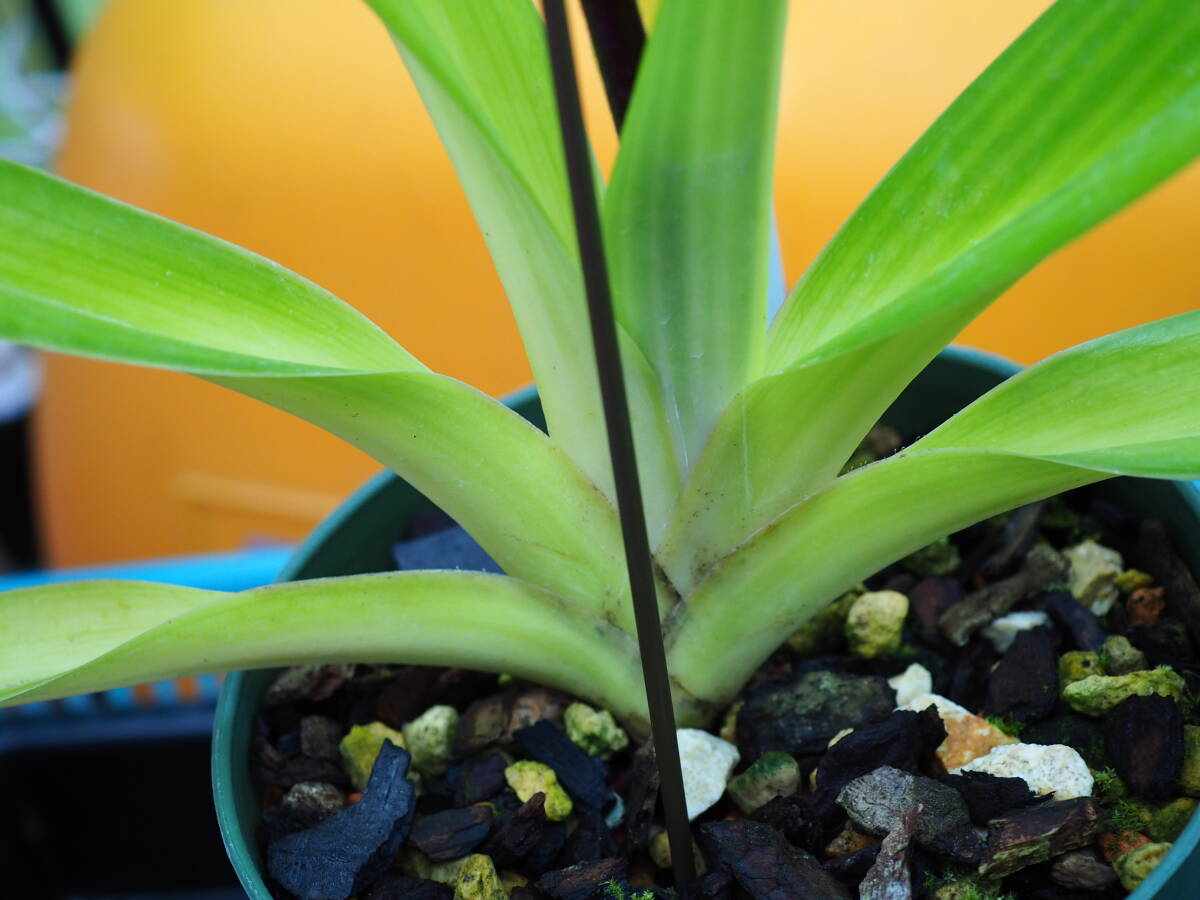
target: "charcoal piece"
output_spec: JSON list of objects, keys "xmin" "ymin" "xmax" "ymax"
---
[
  {"xmin": 277, "ymin": 731, "xmax": 301, "ymax": 757},
  {"xmin": 1023, "ymin": 714, "xmax": 1107, "ymax": 768},
  {"xmin": 937, "ymin": 771, "xmax": 1043, "ymax": 825},
  {"xmin": 455, "ymin": 693, "xmax": 514, "ymax": 755},
  {"xmin": 362, "ymin": 873, "xmax": 454, "ymax": 900},
  {"xmin": 536, "ymin": 857, "xmax": 628, "ymax": 900},
  {"xmin": 1041, "ymin": 590, "xmax": 1107, "ymax": 651},
  {"xmin": 394, "ymin": 524, "xmax": 501, "ymax": 573},
  {"xmin": 1050, "ymin": 849, "xmax": 1119, "ymax": 892},
  {"xmin": 939, "ymin": 544, "xmax": 1068, "ymax": 645},
  {"xmin": 813, "ymin": 708, "xmax": 945, "ymax": 816},
  {"xmin": 515, "ymin": 720, "xmax": 610, "ymax": 809},
  {"xmin": 934, "ymin": 637, "xmax": 997, "ymax": 711},
  {"xmin": 736, "ymin": 670, "xmax": 895, "ymax": 759},
  {"xmin": 562, "ymin": 807, "xmax": 619, "ymax": 864},
  {"xmin": 523, "ymin": 820, "xmax": 569, "ymax": 876},
  {"xmin": 698, "ymin": 819, "xmax": 852, "ymax": 899},
  {"xmin": 267, "ymin": 741, "xmax": 416, "ymax": 900},
  {"xmin": 264, "ymin": 663, "xmax": 357, "ymax": 706},
  {"xmin": 409, "ymin": 805, "xmax": 493, "ymax": 862},
  {"xmin": 836, "ymin": 766, "xmax": 983, "ymax": 866},
  {"xmin": 750, "ymin": 794, "xmax": 825, "ymax": 854},
  {"xmin": 485, "ymin": 791, "xmax": 548, "ymax": 868},
  {"xmin": 300, "ymin": 715, "xmax": 344, "ymax": 761},
  {"xmin": 280, "ymin": 782, "xmax": 347, "ymax": 828},
  {"xmin": 1140, "ymin": 519, "xmax": 1200, "ymax": 649},
  {"xmin": 683, "ymin": 872, "xmax": 736, "ymax": 900},
  {"xmin": 1129, "ymin": 618, "xmax": 1198, "ymax": 669},
  {"xmin": 978, "ymin": 503, "xmax": 1045, "ymax": 580},
  {"xmin": 1104, "ymin": 694, "xmax": 1184, "ymax": 801},
  {"xmin": 820, "ymin": 844, "xmax": 881, "ymax": 888},
  {"xmin": 418, "ymin": 764, "xmax": 461, "ymax": 814},
  {"xmin": 456, "ymin": 752, "xmax": 510, "ymax": 806},
  {"xmin": 909, "ymin": 577, "xmax": 963, "ymax": 644},
  {"xmin": 858, "ymin": 807, "xmax": 917, "ymax": 900},
  {"xmin": 983, "ymin": 627, "xmax": 1059, "ymax": 723},
  {"xmin": 978, "ymin": 798, "xmax": 1101, "ymax": 877},
  {"xmin": 623, "ymin": 742, "xmax": 660, "ymax": 853}
]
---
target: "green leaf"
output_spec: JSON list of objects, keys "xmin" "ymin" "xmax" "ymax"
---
[
  {"xmin": 0, "ymin": 573, "xmax": 650, "ymax": 725},
  {"xmin": 604, "ymin": 0, "xmax": 787, "ymax": 471},
  {"xmin": 914, "ymin": 310, "xmax": 1200, "ymax": 478},
  {"xmin": 0, "ymin": 162, "xmax": 652, "ymax": 629},
  {"xmin": 366, "ymin": 0, "xmax": 679, "ymax": 516},
  {"xmin": 663, "ymin": 0, "xmax": 1200, "ymax": 588},
  {"xmin": 669, "ymin": 312, "xmax": 1200, "ymax": 702},
  {"xmin": 667, "ymin": 448, "xmax": 1105, "ymax": 705}
]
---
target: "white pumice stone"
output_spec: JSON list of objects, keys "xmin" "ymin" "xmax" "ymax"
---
[
  {"xmin": 982, "ymin": 611, "xmax": 1051, "ymax": 653},
  {"xmin": 1065, "ymin": 540, "xmax": 1124, "ymax": 616},
  {"xmin": 888, "ymin": 663, "xmax": 934, "ymax": 707},
  {"xmin": 677, "ymin": 728, "xmax": 740, "ymax": 820},
  {"xmin": 951, "ymin": 742, "xmax": 1094, "ymax": 800}
]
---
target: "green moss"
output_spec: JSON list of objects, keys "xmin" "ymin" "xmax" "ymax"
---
[
  {"xmin": 1093, "ymin": 767, "xmax": 1128, "ymax": 804},
  {"xmin": 1109, "ymin": 798, "xmax": 1153, "ymax": 834},
  {"xmin": 600, "ymin": 880, "xmax": 655, "ymax": 900},
  {"xmin": 985, "ymin": 715, "xmax": 1025, "ymax": 739}
]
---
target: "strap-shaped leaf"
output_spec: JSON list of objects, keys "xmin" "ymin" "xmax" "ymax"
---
[
  {"xmin": 670, "ymin": 313, "xmax": 1200, "ymax": 702},
  {"xmin": 662, "ymin": 0, "xmax": 1200, "ymax": 588},
  {"xmin": 0, "ymin": 573, "xmax": 649, "ymax": 725},
  {"xmin": 366, "ymin": 0, "xmax": 677, "ymax": 515},
  {"xmin": 914, "ymin": 310, "xmax": 1200, "ymax": 477},
  {"xmin": 0, "ymin": 162, "xmax": 651, "ymax": 628},
  {"xmin": 667, "ymin": 448, "xmax": 1105, "ymax": 706},
  {"xmin": 604, "ymin": 0, "xmax": 787, "ymax": 470}
]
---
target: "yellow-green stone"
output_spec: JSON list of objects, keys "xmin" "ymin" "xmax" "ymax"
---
[
  {"xmin": 338, "ymin": 721, "xmax": 406, "ymax": 791},
  {"xmin": 1061, "ymin": 667, "xmax": 1186, "ymax": 717},
  {"xmin": 453, "ymin": 854, "xmax": 507, "ymax": 900},
  {"xmin": 1114, "ymin": 842, "xmax": 1173, "ymax": 892},
  {"xmin": 504, "ymin": 760, "xmax": 573, "ymax": 821}
]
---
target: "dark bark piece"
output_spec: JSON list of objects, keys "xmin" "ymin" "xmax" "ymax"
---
[
  {"xmin": 507, "ymin": 687, "xmax": 571, "ymax": 741},
  {"xmin": 515, "ymin": 720, "xmax": 610, "ymax": 809},
  {"xmin": 978, "ymin": 798, "xmax": 1102, "ymax": 877},
  {"xmin": 939, "ymin": 544, "xmax": 1068, "ymax": 646},
  {"xmin": 937, "ymin": 771, "xmax": 1044, "ymax": 826},
  {"xmin": 1041, "ymin": 589, "xmax": 1107, "ymax": 651},
  {"xmin": 511, "ymin": 889, "xmax": 549, "ymax": 900},
  {"xmin": 682, "ymin": 871, "xmax": 737, "ymax": 900},
  {"xmin": 456, "ymin": 752, "xmax": 510, "ymax": 806},
  {"xmin": 813, "ymin": 708, "xmax": 945, "ymax": 817},
  {"xmin": 749, "ymin": 794, "xmax": 825, "ymax": 854},
  {"xmin": 623, "ymin": 741, "xmax": 660, "ymax": 852},
  {"xmin": 536, "ymin": 857, "xmax": 628, "ymax": 900},
  {"xmin": 983, "ymin": 627, "xmax": 1059, "ymax": 722},
  {"xmin": 820, "ymin": 844, "xmax": 881, "ymax": 889},
  {"xmin": 409, "ymin": 805, "xmax": 493, "ymax": 862},
  {"xmin": 1140, "ymin": 518, "xmax": 1200, "ymax": 650},
  {"xmin": 697, "ymin": 819, "xmax": 852, "ymax": 900},
  {"xmin": 858, "ymin": 808, "xmax": 917, "ymax": 900},
  {"xmin": 264, "ymin": 664, "xmax": 357, "ymax": 706},
  {"xmin": 934, "ymin": 637, "xmax": 997, "ymax": 711},
  {"xmin": 299, "ymin": 715, "xmax": 344, "ymax": 761},
  {"xmin": 1104, "ymin": 694, "xmax": 1185, "ymax": 801},
  {"xmin": 267, "ymin": 741, "xmax": 416, "ymax": 900},
  {"xmin": 909, "ymin": 577, "xmax": 963, "ymax": 645},
  {"xmin": 455, "ymin": 693, "xmax": 515, "ymax": 756},
  {"xmin": 836, "ymin": 766, "xmax": 983, "ymax": 866},
  {"xmin": 1129, "ymin": 618, "xmax": 1198, "ymax": 669},
  {"xmin": 523, "ymin": 820, "xmax": 569, "ymax": 877},
  {"xmin": 257, "ymin": 736, "xmax": 352, "ymax": 790},
  {"xmin": 485, "ymin": 792, "xmax": 548, "ymax": 868},
  {"xmin": 1050, "ymin": 849, "xmax": 1119, "ymax": 892},
  {"xmin": 562, "ymin": 807, "xmax": 619, "ymax": 864},
  {"xmin": 1023, "ymin": 714, "xmax": 1107, "ymax": 769},
  {"xmin": 374, "ymin": 666, "xmax": 442, "ymax": 729},
  {"xmin": 736, "ymin": 670, "xmax": 896, "ymax": 759},
  {"xmin": 361, "ymin": 873, "xmax": 453, "ymax": 900}
]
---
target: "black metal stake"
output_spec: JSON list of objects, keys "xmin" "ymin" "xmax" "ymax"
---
[{"xmin": 543, "ymin": 1, "xmax": 697, "ymax": 890}]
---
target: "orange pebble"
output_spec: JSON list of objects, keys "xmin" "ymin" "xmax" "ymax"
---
[
  {"xmin": 1127, "ymin": 587, "xmax": 1165, "ymax": 626},
  {"xmin": 1099, "ymin": 830, "xmax": 1151, "ymax": 862},
  {"xmin": 347, "ymin": 792, "xmax": 363, "ymax": 805}
]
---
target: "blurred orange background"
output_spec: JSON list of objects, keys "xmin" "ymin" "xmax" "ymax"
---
[{"xmin": 37, "ymin": 0, "xmax": 1200, "ymax": 565}]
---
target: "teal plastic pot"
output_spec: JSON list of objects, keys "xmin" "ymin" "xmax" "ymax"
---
[{"xmin": 213, "ymin": 349, "xmax": 1200, "ymax": 898}]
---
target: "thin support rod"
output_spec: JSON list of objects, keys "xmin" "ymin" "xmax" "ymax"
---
[{"xmin": 543, "ymin": 0, "xmax": 696, "ymax": 890}]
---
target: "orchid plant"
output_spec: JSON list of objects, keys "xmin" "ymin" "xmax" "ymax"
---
[{"xmin": 2, "ymin": 0, "xmax": 1199, "ymax": 734}]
